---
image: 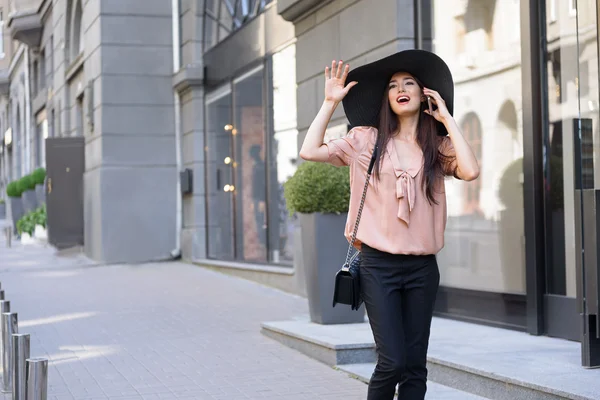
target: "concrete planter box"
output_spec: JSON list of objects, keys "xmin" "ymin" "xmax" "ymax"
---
[
  {"xmin": 21, "ymin": 189, "xmax": 38, "ymax": 213},
  {"xmin": 35, "ymin": 184, "xmax": 45, "ymax": 205},
  {"xmin": 299, "ymin": 212, "xmax": 365, "ymax": 325},
  {"xmin": 8, "ymin": 197, "xmax": 24, "ymax": 235},
  {"xmin": 0, "ymin": 203, "xmax": 5, "ymax": 219}
]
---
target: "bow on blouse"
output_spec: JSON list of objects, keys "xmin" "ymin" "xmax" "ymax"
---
[
  {"xmin": 386, "ymin": 142, "xmax": 422, "ymax": 226},
  {"xmin": 396, "ymin": 171, "xmax": 416, "ymax": 225}
]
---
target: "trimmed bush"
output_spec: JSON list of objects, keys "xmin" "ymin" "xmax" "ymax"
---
[
  {"xmin": 18, "ymin": 175, "xmax": 36, "ymax": 193},
  {"xmin": 32, "ymin": 168, "xmax": 46, "ymax": 185},
  {"xmin": 6, "ymin": 181, "xmax": 21, "ymax": 198},
  {"xmin": 283, "ymin": 161, "xmax": 350, "ymax": 216}
]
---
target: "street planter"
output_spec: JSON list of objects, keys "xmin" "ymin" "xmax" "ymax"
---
[
  {"xmin": 21, "ymin": 189, "xmax": 38, "ymax": 213},
  {"xmin": 5, "ymin": 181, "xmax": 24, "ymax": 235},
  {"xmin": 34, "ymin": 185, "xmax": 45, "ymax": 205},
  {"xmin": 18, "ymin": 175, "xmax": 38, "ymax": 213},
  {"xmin": 299, "ymin": 212, "xmax": 365, "ymax": 324},
  {"xmin": 284, "ymin": 161, "xmax": 365, "ymax": 325},
  {"xmin": 8, "ymin": 196, "xmax": 24, "ymax": 235},
  {"xmin": 32, "ymin": 168, "xmax": 46, "ymax": 205}
]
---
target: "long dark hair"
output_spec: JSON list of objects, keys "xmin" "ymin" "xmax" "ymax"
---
[{"xmin": 372, "ymin": 77, "xmax": 445, "ymax": 205}]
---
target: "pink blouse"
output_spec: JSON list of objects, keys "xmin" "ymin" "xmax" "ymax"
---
[{"xmin": 325, "ymin": 126, "xmax": 459, "ymax": 255}]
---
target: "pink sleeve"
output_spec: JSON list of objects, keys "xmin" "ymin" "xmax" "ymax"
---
[
  {"xmin": 324, "ymin": 126, "xmax": 374, "ymax": 167},
  {"xmin": 438, "ymin": 137, "xmax": 460, "ymax": 178}
]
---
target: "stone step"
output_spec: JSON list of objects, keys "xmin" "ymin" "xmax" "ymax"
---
[
  {"xmin": 261, "ymin": 316, "xmax": 600, "ymax": 400},
  {"xmin": 338, "ymin": 363, "xmax": 490, "ymax": 400}
]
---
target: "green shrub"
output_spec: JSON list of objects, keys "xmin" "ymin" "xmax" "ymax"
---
[
  {"xmin": 16, "ymin": 205, "xmax": 46, "ymax": 236},
  {"xmin": 31, "ymin": 168, "xmax": 46, "ymax": 185},
  {"xmin": 6, "ymin": 181, "xmax": 21, "ymax": 197},
  {"xmin": 18, "ymin": 175, "xmax": 35, "ymax": 193},
  {"xmin": 283, "ymin": 161, "xmax": 350, "ymax": 216},
  {"xmin": 0, "ymin": 199, "xmax": 4, "ymax": 205}
]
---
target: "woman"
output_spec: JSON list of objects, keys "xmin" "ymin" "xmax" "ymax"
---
[{"xmin": 299, "ymin": 50, "xmax": 479, "ymax": 400}]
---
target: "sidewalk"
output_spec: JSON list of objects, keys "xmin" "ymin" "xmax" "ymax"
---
[
  {"xmin": 0, "ymin": 227, "xmax": 489, "ymax": 399},
  {"xmin": 0, "ymin": 239, "xmax": 371, "ymax": 399}
]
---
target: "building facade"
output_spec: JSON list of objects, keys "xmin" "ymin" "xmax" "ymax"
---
[
  {"xmin": 2, "ymin": 0, "xmax": 600, "ymax": 365},
  {"xmin": 1, "ymin": 0, "xmax": 178, "ymax": 263}
]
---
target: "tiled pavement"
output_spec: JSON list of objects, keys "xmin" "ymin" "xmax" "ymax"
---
[
  {"xmin": 0, "ymin": 227, "xmax": 486, "ymax": 400},
  {"xmin": 0, "ymin": 232, "xmax": 370, "ymax": 399}
]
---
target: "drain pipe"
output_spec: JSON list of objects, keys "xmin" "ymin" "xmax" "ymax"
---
[{"xmin": 170, "ymin": 0, "xmax": 182, "ymax": 259}]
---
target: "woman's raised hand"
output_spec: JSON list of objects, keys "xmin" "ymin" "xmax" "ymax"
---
[{"xmin": 324, "ymin": 60, "xmax": 358, "ymax": 104}]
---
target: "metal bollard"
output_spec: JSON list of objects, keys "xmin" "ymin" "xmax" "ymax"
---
[
  {"xmin": 11, "ymin": 334, "xmax": 29, "ymax": 400},
  {"xmin": 1, "ymin": 312, "xmax": 17, "ymax": 393},
  {"xmin": 4, "ymin": 227, "xmax": 11, "ymax": 248},
  {"xmin": 25, "ymin": 358, "xmax": 47, "ymax": 400},
  {"xmin": 0, "ymin": 301, "xmax": 9, "ymax": 373}
]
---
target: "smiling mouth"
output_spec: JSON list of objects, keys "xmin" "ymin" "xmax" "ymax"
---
[{"xmin": 396, "ymin": 95, "xmax": 410, "ymax": 104}]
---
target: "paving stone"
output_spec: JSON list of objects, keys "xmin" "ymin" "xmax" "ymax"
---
[{"xmin": 0, "ymin": 232, "xmax": 368, "ymax": 399}]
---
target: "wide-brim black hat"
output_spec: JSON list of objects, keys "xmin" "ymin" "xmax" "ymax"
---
[{"xmin": 342, "ymin": 49, "xmax": 454, "ymax": 136}]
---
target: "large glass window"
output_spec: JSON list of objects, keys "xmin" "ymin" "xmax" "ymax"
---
[
  {"xmin": 233, "ymin": 66, "xmax": 267, "ymax": 262},
  {"xmin": 268, "ymin": 44, "xmax": 298, "ymax": 264},
  {"xmin": 543, "ymin": 0, "xmax": 580, "ymax": 298},
  {"xmin": 206, "ymin": 86, "xmax": 235, "ymax": 260},
  {"xmin": 204, "ymin": 45, "xmax": 298, "ymax": 265},
  {"xmin": 428, "ymin": 0, "xmax": 526, "ymax": 294}
]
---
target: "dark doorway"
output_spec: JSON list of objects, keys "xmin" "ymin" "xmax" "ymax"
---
[{"xmin": 45, "ymin": 137, "xmax": 84, "ymax": 249}]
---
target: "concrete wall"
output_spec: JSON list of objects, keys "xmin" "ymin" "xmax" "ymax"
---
[
  {"xmin": 179, "ymin": 0, "xmax": 207, "ymax": 261},
  {"xmin": 84, "ymin": 0, "xmax": 176, "ymax": 263}
]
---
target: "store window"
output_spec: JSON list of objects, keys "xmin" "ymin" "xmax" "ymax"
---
[
  {"xmin": 206, "ymin": 86, "xmax": 235, "ymax": 260},
  {"xmin": 233, "ymin": 66, "xmax": 267, "ymax": 262},
  {"xmin": 204, "ymin": 44, "xmax": 298, "ymax": 265},
  {"xmin": 428, "ymin": 0, "xmax": 526, "ymax": 294}
]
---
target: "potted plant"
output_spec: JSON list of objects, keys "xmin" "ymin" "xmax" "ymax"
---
[
  {"xmin": 32, "ymin": 167, "xmax": 46, "ymax": 205},
  {"xmin": 16, "ymin": 205, "xmax": 47, "ymax": 244},
  {"xmin": 0, "ymin": 199, "xmax": 5, "ymax": 219},
  {"xmin": 284, "ymin": 161, "xmax": 365, "ymax": 324},
  {"xmin": 19, "ymin": 174, "xmax": 38, "ymax": 213},
  {"xmin": 6, "ymin": 181, "xmax": 24, "ymax": 235}
]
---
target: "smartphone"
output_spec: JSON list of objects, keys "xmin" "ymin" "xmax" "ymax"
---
[{"xmin": 427, "ymin": 96, "xmax": 433, "ymax": 114}]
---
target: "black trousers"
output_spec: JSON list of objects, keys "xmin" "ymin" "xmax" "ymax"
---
[{"xmin": 360, "ymin": 244, "xmax": 440, "ymax": 400}]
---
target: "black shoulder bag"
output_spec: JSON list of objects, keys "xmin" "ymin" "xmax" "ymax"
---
[{"xmin": 332, "ymin": 142, "xmax": 378, "ymax": 310}]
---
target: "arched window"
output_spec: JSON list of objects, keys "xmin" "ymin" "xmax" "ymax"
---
[
  {"xmin": 71, "ymin": 0, "xmax": 83, "ymax": 57},
  {"xmin": 66, "ymin": 0, "xmax": 83, "ymax": 63},
  {"xmin": 14, "ymin": 103, "xmax": 21, "ymax": 178}
]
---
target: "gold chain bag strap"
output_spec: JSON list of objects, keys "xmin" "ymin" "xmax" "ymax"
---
[{"xmin": 332, "ymin": 141, "xmax": 379, "ymax": 310}]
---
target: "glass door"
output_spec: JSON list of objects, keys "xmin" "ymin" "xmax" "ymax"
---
[
  {"xmin": 205, "ymin": 85, "xmax": 236, "ymax": 260},
  {"xmin": 542, "ymin": 0, "xmax": 600, "ymax": 342}
]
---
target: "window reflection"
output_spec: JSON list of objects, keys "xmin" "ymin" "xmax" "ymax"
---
[
  {"xmin": 430, "ymin": 0, "xmax": 526, "ymax": 294},
  {"xmin": 234, "ymin": 68, "xmax": 267, "ymax": 263},
  {"xmin": 206, "ymin": 89, "xmax": 235, "ymax": 260},
  {"xmin": 204, "ymin": 45, "xmax": 298, "ymax": 266},
  {"xmin": 204, "ymin": 0, "xmax": 274, "ymax": 50},
  {"xmin": 269, "ymin": 44, "xmax": 298, "ymax": 264}
]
